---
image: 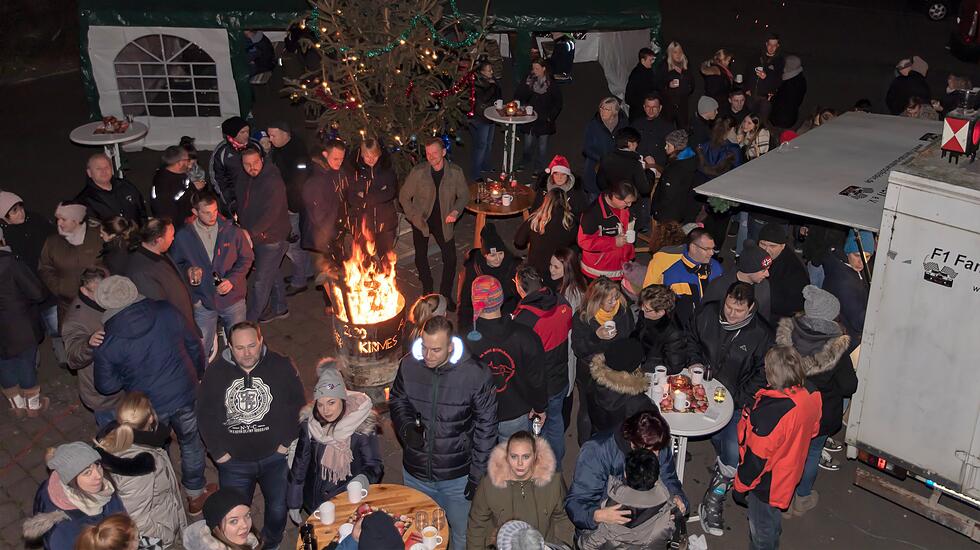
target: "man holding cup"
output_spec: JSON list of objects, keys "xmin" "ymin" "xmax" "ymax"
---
[
  {"xmin": 745, "ymin": 33, "xmax": 785, "ymax": 123},
  {"xmin": 125, "ymin": 217, "xmax": 199, "ymax": 335}
]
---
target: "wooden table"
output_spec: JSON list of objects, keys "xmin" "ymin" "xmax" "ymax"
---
[
  {"xmin": 465, "ymin": 183, "xmax": 535, "ymax": 249},
  {"xmin": 296, "ymin": 483, "xmax": 448, "ymax": 549}
]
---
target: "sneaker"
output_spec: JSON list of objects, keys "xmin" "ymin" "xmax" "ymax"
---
[
  {"xmin": 285, "ymin": 284, "xmax": 308, "ymax": 296},
  {"xmin": 819, "ymin": 450, "xmax": 840, "ymax": 471},
  {"xmin": 187, "ymin": 483, "xmax": 219, "ymax": 515},
  {"xmin": 260, "ymin": 310, "xmax": 290, "ymax": 323},
  {"xmin": 824, "ymin": 437, "xmax": 843, "ymax": 452}
]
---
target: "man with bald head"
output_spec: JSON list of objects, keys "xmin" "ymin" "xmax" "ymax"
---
[{"xmin": 74, "ymin": 153, "xmax": 147, "ymax": 224}]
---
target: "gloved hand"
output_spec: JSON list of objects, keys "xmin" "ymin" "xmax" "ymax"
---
[
  {"xmin": 464, "ymin": 478, "xmax": 479, "ymax": 501},
  {"xmin": 289, "ymin": 509, "xmax": 303, "ymax": 525},
  {"xmin": 401, "ymin": 423, "xmax": 427, "ymax": 450}
]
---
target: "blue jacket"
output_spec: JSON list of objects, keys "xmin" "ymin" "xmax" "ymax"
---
[
  {"xmin": 566, "ymin": 427, "xmax": 687, "ymax": 531},
  {"xmin": 28, "ymin": 478, "xmax": 126, "ymax": 550},
  {"xmin": 169, "ymin": 216, "xmax": 254, "ymax": 310},
  {"xmin": 94, "ymin": 299, "xmax": 205, "ymax": 417},
  {"xmin": 582, "ymin": 112, "xmax": 628, "ymax": 195}
]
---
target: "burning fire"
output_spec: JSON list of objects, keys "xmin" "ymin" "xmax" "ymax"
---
[{"xmin": 332, "ymin": 226, "xmax": 402, "ymax": 325}]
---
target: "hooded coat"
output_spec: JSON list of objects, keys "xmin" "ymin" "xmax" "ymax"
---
[
  {"xmin": 532, "ymin": 172, "xmax": 589, "ymax": 219},
  {"xmin": 94, "ymin": 299, "xmax": 205, "ymax": 417},
  {"xmin": 25, "ymin": 475, "xmax": 126, "ymax": 550},
  {"xmin": 1, "ymin": 210, "xmax": 55, "ymax": 275},
  {"xmin": 578, "ymin": 476, "xmax": 675, "ymax": 550},
  {"xmin": 38, "ymin": 224, "xmax": 102, "ymax": 320},
  {"xmin": 287, "ymin": 401, "xmax": 384, "ymax": 512},
  {"xmin": 577, "ymin": 195, "xmax": 636, "ymax": 281},
  {"xmin": 467, "ymin": 316, "xmax": 548, "ymax": 421},
  {"xmin": 183, "ymin": 520, "xmax": 261, "ymax": 550},
  {"xmin": 584, "ymin": 353, "xmax": 651, "ymax": 438},
  {"xmin": 777, "ymin": 316, "xmax": 858, "ymax": 436},
  {"xmin": 466, "ymin": 439, "xmax": 574, "ymax": 549},
  {"xmin": 512, "ymin": 289, "xmax": 573, "ymax": 397}
]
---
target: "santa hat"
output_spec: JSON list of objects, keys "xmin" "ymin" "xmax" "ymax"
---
[{"xmin": 545, "ymin": 155, "xmax": 572, "ymax": 176}]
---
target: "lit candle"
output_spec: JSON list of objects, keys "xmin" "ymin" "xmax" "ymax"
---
[{"xmin": 384, "ymin": 386, "xmax": 391, "ymax": 401}]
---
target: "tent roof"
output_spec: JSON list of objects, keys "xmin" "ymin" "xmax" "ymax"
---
[
  {"xmin": 456, "ymin": 0, "xmax": 660, "ymax": 31},
  {"xmin": 694, "ymin": 112, "xmax": 942, "ymax": 232}
]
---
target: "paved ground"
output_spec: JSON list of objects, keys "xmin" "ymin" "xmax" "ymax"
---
[{"xmin": 1, "ymin": 0, "xmax": 978, "ymax": 548}]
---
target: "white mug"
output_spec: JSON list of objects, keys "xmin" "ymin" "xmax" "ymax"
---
[
  {"xmin": 755, "ymin": 66, "xmax": 764, "ymax": 74},
  {"xmin": 653, "ymin": 366, "xmax": 668, "ymax": 385},
  {"xmin": 422, "ymin": 526, "xmax": 443, "ymax": 549},
  {"xmin": 410, "ymin": 544, "xmax": 428, "ymax": 550},
  {"xmin": 603, "ymin": 320, "xmax": 617, "ymax": 337},
  {"xmin": 501, "ymin": 194, "xmax": 514, "ymax": 207},
  {"xmin": 691, "ymin": 366, "xmax": 704, "ymax": 385},
  {"xmin": 625, "ymin": 229, "xmax": 636, "ymax": 244},
  {"xmin": 312, "ymin": 501, "xmax": 335, "ymax": 524},
  {"xmin": 526, "ymin": 105, "xmax": 534, "ymax": 115},
  {"xmin": 673, "ymin": 391, "xmax": 690, "ymax": 412},
  {"xmin": 735, "ymin": 73, "xmax": 743, "ymax": 83},
  {"xmin": 514, "ymin": 99, "xmax": 521, "ymax": 107},
  {"xmin": 670, "ymin": 78, "xmax": 679, "ymax": 88},
  {"xmin": 494, "ymin": 99, "xmax": 503, "ymax": 109},
  {"xmin": 347, "ymin": 481, "xmax": 369, "ymax": 503},
  {"xmin": 338, "ymin": 522, "xmax": 354, "ymax": 541}
]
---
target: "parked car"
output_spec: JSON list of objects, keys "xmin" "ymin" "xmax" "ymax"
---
[{"xmin": 922, "ymin": 0, "xmax": 957, "ymax": 20}]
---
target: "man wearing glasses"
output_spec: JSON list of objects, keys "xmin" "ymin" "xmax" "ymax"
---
[{"xmin": 642, "ymin": 227, "xmax": 723, "ymax": 329}]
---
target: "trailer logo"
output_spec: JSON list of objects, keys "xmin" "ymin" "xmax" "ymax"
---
[
  {"xmin": 839, "ymin": 185, "xmax": 875, "ymax": 199},
  {"xmin": 923, "ymin": 259, "xmax": 957, "ymax": 287}
]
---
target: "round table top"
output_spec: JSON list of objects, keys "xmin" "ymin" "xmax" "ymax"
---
[
  {"xmin": 465, "ymin": 182, "xmax": 535, "ymax": 216},
  {"xmin": 483, "ymin": 106, "xmax": 538, "ymax": 125},
  {"xmin": 296, "ymin": 483, "xmax": 448, "ymax": 549},
  {"xmin": 647, "ymin": 368, "xmax": 735, "ymax": 437},
  {"xmin": 70, "ymin": 121, "xmax": 148, "ymax": 146}
]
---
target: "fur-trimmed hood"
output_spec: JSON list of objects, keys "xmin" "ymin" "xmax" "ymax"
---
[
  {"xmin": 589, "ymin": 354, "xmax": 649, "ymax": 395},
  {"xmin": 486, "ymin": 437, "xmax": 558, "ymax": 488},
  {"xmin": 298, "ymin": 402, "xmax": 379, "ymax": 436},
  {"xmin": 22, "ymin": 510, "xmax": 69, "ymax": 541},
  {"xmin": 700, "ymin": 61, "xmax": 722, "ymax": 76},
  {"xmin": 182, "ymin": 520, "xmax": 260, "ymax": 550},
  {"xmin": 777, "ymin": 316, "xmax": 850, "ymax": 377}
]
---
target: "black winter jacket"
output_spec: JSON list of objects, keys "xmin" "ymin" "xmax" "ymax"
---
[
  {"xmin": 75, "ymin": 177, "xmax": 147, "ymax": 224},
  {"xmin": 347, "ymin": 157, "xmax": 399, "ymax": 242},
  {"xmin": 700, "ymin": 61, "xmax": 734, "ymax": 106},
  {"xmin": 769, "ymin": 73, "xmax": 807, "ymax": 130},
  {"xmin": 820, "ymin": 251, "xmax": 868, "ymax": 351},
  {"xmin": 0, "ymin": 250, "xmax": 47, "ymax": 358},
  {"xmin": 687, "ymin": 301, "xmax": 774, "ymax": 409},
  {"xmin": 1, "ymin": 211, "xmax": 54, "ymax": 274},
  {"xmin": 746, "ymin": 52, "xmax": 785, "ymax": 99},
  {"xmin": 625, "ymin": 64, "xmax": 658, "ymax": 122},
  {"xmin": 125, "ymin": 246, "xmax": 198, "ymax": 336},
  {"xmin": 472, "ymin": 75, "xmax": 502, "ymax": 124},
  {"xmin": 597, "ymin": 149, "xmax": 652, "ymax": 196},
  {"xmin": 389, "ymin": 338, "xmax": 498, "ymax": 483},
  {"xmin": 632, "ymin": 314, "xmax": 687, "ymax": 374},
  {"xmin": 650, "ymin": 149, "xmax": 697, "ymax": 223},
  {"xmin": 208, "ymin": 138, "xmax": 263, "ymax": 213},
  {"xmin": 768, "ymin": 249, "xmax": 809, "ymax": 320},
  {"xmin": 235, "ymin": 161, "xmax": 290, "ymax": 245},
  {"xmin": 571, "ymin": 306, "xmax": 636, "ymax": 367},
  {"xmin": 657, "ymin": 65, "xmax": 694, "ymax": 128},
  {"xmin": 467, "ymin": 316, "xmax": 548, "ymax": 420},
  {"xmin": 512, "ymin": 289, "xmax": 573, "ymax": 396},
  {"xmin": 513, "ymin": 205, "xmax": 578, "ymax": 277},
  {"xmin": 457, "ymin": 250, "xmax": 520, "ymax": 324},
  {"xmin": 584, "ymin": 352, "xmax": 651, "ymax": 438},
  {"xmin": 269, "ymin": 136, "xmax": 310, "ymax": 213},
  {"xmin": 197, "ymin": 346, "xmax": 306, "ymax": 461},
  {"xmin": 702, "ymin": 271, "xmax": 773, "ymax": 322},
  {"xmin": 301, "ymin": 162, "xmax": 350, "ymax": 254},
  {"xmin": 633, "ymin": 115, "xmax": 675, "ymax": 167},
  {"xmin": 150, "ymin": 169, "xmax": 193, "ymax": 228},
  {"xmin": 532, "ymin": 173, "xmax": 590, "ymax": 220},
  {"xmin": 515, "ymin": 75, "xmax": 562, "ymax": 136},
  {"xmin": 886, "ymin": 72, "xmax": 931, "ymax": 115}
]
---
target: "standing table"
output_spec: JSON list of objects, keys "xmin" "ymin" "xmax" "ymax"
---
[
  {"xmin": 296, "ymin": 484, "xmax": 448, "ymax": 549},
  {"xmin": 70, "ymin": 121, "xmax": 148, "ymax": 178},
  {"xmin": 465, "ymin": 183, "xmax": 535, "ymax": 249},
  {"xmin": 483, "ymin": 106, "xmax": 536, "ymax": 176}
]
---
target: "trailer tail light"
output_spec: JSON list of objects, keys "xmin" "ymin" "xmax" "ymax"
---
[{"xmin": 858, "ymin": 450, "xmax": 908, "ymax": 480}]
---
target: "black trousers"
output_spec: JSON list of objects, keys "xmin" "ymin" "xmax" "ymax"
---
[{"xmin": 412, "ymin": 226, "xmax": 457, "ymax": 298}]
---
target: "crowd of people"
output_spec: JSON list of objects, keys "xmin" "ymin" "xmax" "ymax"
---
[{"xmin": 0, "ymin": 26, "xmax": 966, "ymax": 550}]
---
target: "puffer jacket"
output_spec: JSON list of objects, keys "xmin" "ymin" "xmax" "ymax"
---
[
  {"xmin": 687, "ymin": 301, "xmax": 774, "ymax": 410},
  {"xmin": 579, "ymin": 476, "xmax": 675, "ymax": 550},
  {"xmin": 287, "ymin": 400, "xmax": 384, "ymax": 512},
  {"xmin": 94, "ymin": 299, "xmax": 205, "ymax": 417},
  {"xmin": 467, "ymin": 439, "xmax": 574, "ymax": 549},
  {"xmin": 584, "ymin": 353, "xmax": 652, "ymax": 438},
  {"xmin": 183, "ymin": 520, "xmax": 260, "ymax": 550},
  {"xmin": 96, "ymin": 423, "xmax": 186, "ymax": 547},
  {"xmin": 389, "ymin": 336, "xmax": 498, "ymax": 483},
  {"xmin": 632, "ymin": 314, "xmax": 687, "ymax": 374},
  {"xmin": 565, "ymin": 427, "xmax": 687, "ymax": 532},
  {"xmin": 777, "ymin": 316, "xmax": 858, "ymax": 436},
  {"xmin": 25, "ymin": 475, "xmax": 126, "ymax": 550}
]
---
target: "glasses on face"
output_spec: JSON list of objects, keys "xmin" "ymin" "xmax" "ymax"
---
[{"xmin": 692, "ymin": 242, "xmax": 715, "ymax": 254}]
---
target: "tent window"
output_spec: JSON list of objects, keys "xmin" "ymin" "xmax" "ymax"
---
[{"xmin": 114, "ymin": 34, "xmax": 220, "ymax": 118}]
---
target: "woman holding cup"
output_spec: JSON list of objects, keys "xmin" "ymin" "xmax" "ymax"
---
[
  {"xmin": 515, "ymin": 59, "xmax": 563, "ymax": 176},
  {"xmin": 287, "ymin": 360, "xmax": 383, "ymax": 523},
  {"xmin": 657, "ymin": 41, "xmax": 694, "ymax": 128}
]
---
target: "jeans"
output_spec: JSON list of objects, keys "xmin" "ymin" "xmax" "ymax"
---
[
  {"xmin": 411, "ymin": 226, "xmax": 457, "ymax": 298},
  {"xmin": 247, "ymin": 241, "xmax": 288, "ymax": 321},
  {"xmin": 218, "ymin": 453, "xmax": 289, "ymax": 548},
  {"xmin": 807, "ymin": 262, "xmax": 825, "ymax": 288},
  {"xmin": 0, "ymin": 346, "xmax": 38, "ymax": 389},
  {"xmin": 710, "ymin": 412, "xmax": 741, "ymax": 469},
  {"xmin": 542, "ymin": 386, "xmax": 567, "ymax": 468},
  {"xmin": 468, "ymin": 121, "xmax": 496, "ymax": 180},
  {"xmin": 286, "ymin": 211, "xmax": 313, "ymax": 288},
  {"xmin": 157, "ymin": 405, "xmax": 206, "ymax": 493},
  {"xmin": 796, "ymin": 434, "xmax": 828, "ymax": 497},
  {"xmin": 521, "ymin": 133, "xmax": 550, "ymax": 174},
  {"xmin": 497, "ymin": 415, "xmax": 531, "ymax": 443},
  {"xmin": 41, "ymin": 305, "xmax": 66, "ymax": 365},
  {"xmin": 403, "ymin": 469, "xmax": 470, "ymax": 550},
  {"xmin": 194, "ymin": 300, "xmax": 247, "ymax": 361},
  {"xmin": 747, "ymin": 492, "xmax": 782, "ymax": 550}
]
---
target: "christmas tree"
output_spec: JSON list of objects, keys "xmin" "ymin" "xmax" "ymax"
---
[{"xmin": 286, "ymin": 0, "xmax": 486, "ymax": 174}]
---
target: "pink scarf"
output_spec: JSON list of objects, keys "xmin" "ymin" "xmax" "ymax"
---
[{"xmin": 308, "ymin": 392, "xmax": 372, "ymax": 483}]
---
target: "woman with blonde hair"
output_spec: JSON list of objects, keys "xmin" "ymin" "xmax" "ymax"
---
[
  {"xmin": 406, "ymin": 293, "xmax": 448, "ymax": 341},
  {"xmin": 514, "ymin": 188, "xmax": 577, "ymax": 275},
  {"xmin": 74, "ymin": 514, "xmax": 139, "ymax": 550},
  {"xmin": 658, "ymin": 41, "xmax": 694, "ymax": 128},
  {"xmin": 94, "ymin": 392, "xmax": 186, "ymax": 547}
]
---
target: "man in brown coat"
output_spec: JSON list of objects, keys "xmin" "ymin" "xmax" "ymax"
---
[
  {"xmin": 61, "ymin": 266, "xmax": 122, "ymax": 426},
  {"xmin": 398, "ymin": 137, "xmax": 470, "ymax": 306}
]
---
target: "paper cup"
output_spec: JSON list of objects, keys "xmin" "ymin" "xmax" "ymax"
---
[
  {"xmin": 625, "ymin": 229, "xmax": 636, "ymax": 244},
  {"xmin": 501, "ymin": 194, "xmax": 514, "ymax": 207},
  {"xmin": 526, "ymin": 105, "xmax": 534, "ymax": 115}
]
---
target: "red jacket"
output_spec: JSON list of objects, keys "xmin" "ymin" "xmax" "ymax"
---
[
  {"xmin": 577, "ymin": 196, "xmax": 635, "ymax": 280},
  {"xmin": 734, "ymin": 384, "xmax": 822, "ymax": 509}
]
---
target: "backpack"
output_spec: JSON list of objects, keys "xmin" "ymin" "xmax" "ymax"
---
[{"xmin": 512, "ymin": 300, "xmax": 572, "ymax": 352}]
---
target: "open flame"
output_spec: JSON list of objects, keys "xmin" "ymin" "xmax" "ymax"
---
[{"xmin": 332, "ymin": 223, "xmax": 402, "ymax": 325}]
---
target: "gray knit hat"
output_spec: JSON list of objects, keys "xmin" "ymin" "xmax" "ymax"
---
[
  {"xmin": 665, "ymin": 129, "xmax": 689, "ymax": 150},
  {"xmin": 496, "ymin": 520, "xmax": 545, "ymax": 550},
  {"xmin": 314, "ymin": 366, "xmax": 347, "ymax": 401},
  {"xmin": 95, "ymin": 275, "xmax": 143, "ymax": 321},
  {"xmin": 47, "ymin": 442, "xmax": 101, "ymax": 482},
  {"xmin": 803, "ymin": 285, "xmax": 840, "ymax": 322},
  {"xmin": 697, "ymin": 95, "xmax": 719, "ymax": 116}
]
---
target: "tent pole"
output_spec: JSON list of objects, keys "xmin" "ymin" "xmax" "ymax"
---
[{"xmin": 852, "ymin": 227, "xmax": 873, "ymax": 287}]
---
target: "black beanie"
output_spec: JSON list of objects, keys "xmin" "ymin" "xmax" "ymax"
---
[
  {"xmin": 221, "ymin": 116, "xmax": 249, "ymax": 138},
  {"xmin": 203, "ymin": 488, "xmax": 251, "ymax": 529},
  {"xmin": 268, "ymin": 120, "xmax": 292, "ymax": 135},
  {"xmin": 758, "ymin": 223, "xmax": 789, "ymax": 245},
  {"xmin": 357, "ymin": 512, "xmax": 404, "ymax": 549},
  {"xmin": 604, "ymin": 338, "xmax": 644, "ymax": 372},
  {"xmin": 480, "ymin": 223, "xmax": 506, "ymax": 255},
  {"xmin": 737, "ymin": 243, "xmax": 773, "ymax": 274}
]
